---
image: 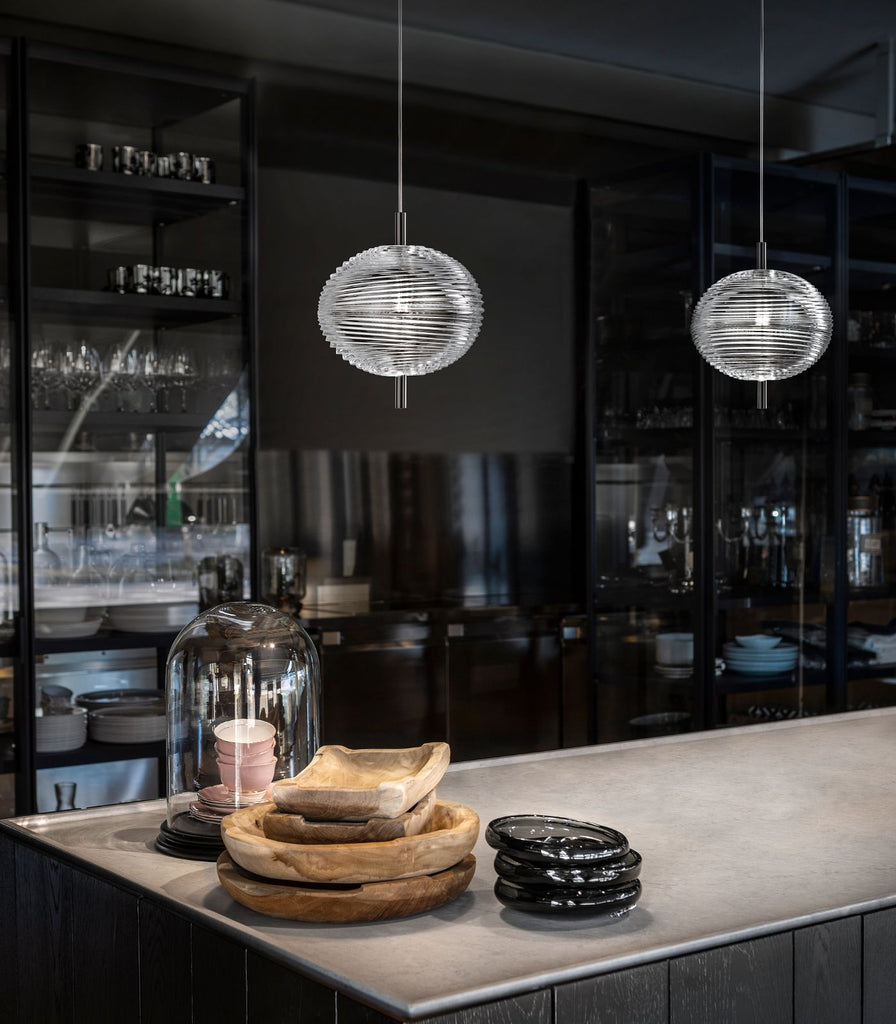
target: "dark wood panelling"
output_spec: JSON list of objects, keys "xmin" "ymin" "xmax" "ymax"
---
[
  {"xmin": 864, "ymin": 907, "xmax": 896, "ymax": 1024},
  {"xmin": 139, "ymin": 899, "xmax": 192, "ymax": 1024},
  {"xmin": 71, "ymin": 872, "xmax": 140, "ymax": 1024},
  {"xmin": 422, "ymin": 990, "xmax": 553, "ymax": 1024},
  {"xmin": 193, "ymin": 924, "xmax": 246, "ymax": 1024},
  {"xmin": 794, "ymin": 917, "xmax": 861, "ymax": 1024},
  {"xmin": 0, "ymin": 836, "xmax": 18, "ymax": 1024},
  {"xmin": 555, "ymin": 962, "xmax": 668, "ymax": 1024},
  {"xmin": 336, "ymin": 989, "xmax": 552, "ymax": 1024},
  {"xmin": 336, "ymin": 999, "xmax": 401, "ymax": 1024},
  {"xmin": 246, "ymin": 951, "xmax": 336, "ymax": 1023},
  {"xmin": 670, "ymin": 933, "xmax": 793, "ymax": 1024},
  {"xmin": 13, "ymin": 845, "xmax": 73, "ymax": 1023}
]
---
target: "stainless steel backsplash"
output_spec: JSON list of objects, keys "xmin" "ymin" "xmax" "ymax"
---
[{"xmin": 257, "ymin": 450, "xmax": 576, "ymax": 607}]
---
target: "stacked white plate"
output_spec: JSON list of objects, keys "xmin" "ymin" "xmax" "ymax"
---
[
  {"xmin": 655, "ymin": 663, "xmax": 693, "ymax": 679},
  {"xmin": 722, "ymin": 638, "xmax": 799, "ymax": 676},
  {"xmin": 35, "ymin": 707, "xmax": 88, "ymax": 753},
  {"xmin": 89, "ymin": 705, "xmax": 166, "ymax": 743},
  {"xmin": 107, "ymin": 602, "xmax": 198, "ymax": 633}
]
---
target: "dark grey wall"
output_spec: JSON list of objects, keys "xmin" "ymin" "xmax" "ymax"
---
[{"xmin": 257, "ymin": 168, "xmax": 575, "ymax": 454}]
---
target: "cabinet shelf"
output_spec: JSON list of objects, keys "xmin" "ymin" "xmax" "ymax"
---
[
  {"xmin": 32, "ymin": 410, "xmax": 214, "ymax": 434},
  {"xmin": 31, "ymin": 286, "xmax": 242, "ymax": 327},
  {"xmin": 847, "ymin": 429, "xmax": 896, "ymax": 446},
  {"xmin": 715, "ymin": 427, "xmax": 829, "ymax": 444},
  {"xmin": 714, "ymin": 670, "xmax": 819, "ymax": 694},
  {"xmin": 593, "ymin": 583, "xmax": 694, "ymax": 611},
  {"xmin": 713, "ymin": 242, "xmax": 831, "ymax": 271},
  {"xmin": 35, "ymin": 738, "xmax": 164, "ymax": 770},
  {"xmin": 34, "ymin": 630, "xmax": 182, "ymax": 656},
  {"xmin": 595, "ymin": 426, "xmax": 693, "ymax": 448},
  {"xmin": 30, "ymin": 163, "xmax": 244, "ymax": 226}
]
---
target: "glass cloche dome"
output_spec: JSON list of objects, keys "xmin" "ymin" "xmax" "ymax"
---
[{"xmin": 158, "ymin": 602, "xmax": 321, "ymax": 859}]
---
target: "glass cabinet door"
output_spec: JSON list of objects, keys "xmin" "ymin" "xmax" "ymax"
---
[
  {"xmin": 589, "ymin": 163, "xmax": 700, "ymax": 742},
  {"xmin": 709, "ymin": 160, "xmax": 839, "ymax": 728},
  {"xmin": 0, "ymin": 43, "xmax": 19, "ymax": 817},
  {"xmin": 843, "ymin": 176, "xmax": 896, "ymax": 714},
  {"xmin": 22, "ymin": 46, "xmax": 252, "ymax": 812}
]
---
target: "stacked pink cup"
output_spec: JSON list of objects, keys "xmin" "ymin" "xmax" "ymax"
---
[{"xmin": 213, "ymin": 718, "xmax": 277, "ymax": 793}]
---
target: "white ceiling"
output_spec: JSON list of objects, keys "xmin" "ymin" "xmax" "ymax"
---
[{"xmin": 5, "ymin": 0, "xmax": 896, "ymax": 154}]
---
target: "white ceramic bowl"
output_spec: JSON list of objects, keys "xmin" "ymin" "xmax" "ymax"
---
[{"xmin": 735, "ymin": 634, "xmax": 782, "ymax": 650}]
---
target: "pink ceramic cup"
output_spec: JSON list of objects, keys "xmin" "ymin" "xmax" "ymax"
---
[
  {"xmin": 214, "ymin": 718, "xmax": 276, "ymax": 756},
  {"xmin": 218, "ymin": 756, "xmax": 277, "ymax": 793},
  {"xmin": 214, "ymin": 741, "xmax": 275, "ymax": 766}
]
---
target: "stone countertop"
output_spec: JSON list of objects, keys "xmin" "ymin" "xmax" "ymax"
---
[{"xmin": 4, "ymin": 709, "xmax": 896, "ymax": 1020}]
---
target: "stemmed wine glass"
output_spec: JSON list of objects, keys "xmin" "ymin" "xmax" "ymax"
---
[
  {"xmin": 31, "ymin": 339, "xmax": 63, "ymax": 410},
  {"xmin": 61, "ymin": 342, "xmax": 102, "ymax": 411},
  {"xmin": 161, "ymin": 345, "xmax": 199, "ymax": 412},
  {"xmin": 103, "ymin": 342, "xmax": 141, "ymax": 412}
]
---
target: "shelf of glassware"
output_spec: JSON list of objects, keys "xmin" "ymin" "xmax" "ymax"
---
[
  {"xmin": 29, "ymin": 163, "xmax": 244, "ymax": 226},
  {"xmin": 31, "ymin": 287, "xmax": 241, "ymax": 327}
]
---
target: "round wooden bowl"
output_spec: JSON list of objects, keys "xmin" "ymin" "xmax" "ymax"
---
[
  {"xmin": 221, "ymin": 798, "xmax": 479, "ymax": 884},
  {"xmin": 217, "ymin": 852, "xmax": 476, "ymax": 923},
  {"xmin": 261, "ymin": 788, "xmax": 437, "ymax": 845}
]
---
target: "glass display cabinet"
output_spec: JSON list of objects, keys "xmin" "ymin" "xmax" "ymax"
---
[
  {"xmin": 842, "ymin": 175, "xmax": 896, "ymax": 713},
  {"xmin": 0, "ymin": 40, "xmax": 21, "ymax": 817},
  {"xmin": 0, "ymin": 41, "xmax": 256, "ymax": 815},
  {"xmin": 585, "ymin": 154, "xmax": 891, "ymax": 742}
]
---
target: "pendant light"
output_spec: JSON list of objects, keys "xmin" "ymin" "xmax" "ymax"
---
[
  {"xmin": 318, "ymin": 0, "xmax": 483, "ymax": 409},
  {"xmin": 690, "ymin": 0, "xmax": 832, "ymax": 409}
]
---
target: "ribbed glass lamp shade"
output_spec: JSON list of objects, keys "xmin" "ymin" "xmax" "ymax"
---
[
  {"xmin": 318, "ymin": 244, "xmax": 483, "ymax": 376},
  {"xmin": 690, "ymin": 268, "xmax": 832, "ymax": 381}
]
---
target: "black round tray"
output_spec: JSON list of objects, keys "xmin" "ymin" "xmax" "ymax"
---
[
  {"xmin": 494, "ymin": 877, "xmax": 642, "ymax": 916},
  {"xmin": 485, "ymin": 814, "xmax": 629, "ymax": 865},
  {"xmin": 494, "ymin": 847, "xmax": 641, "ymax": 887}
]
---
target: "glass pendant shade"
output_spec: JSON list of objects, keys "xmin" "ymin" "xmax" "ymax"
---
[
  {"xmin": 318, "ymin": 243, "xmax": 483, "ymax": 376},
  {"xmin": 690, "ymin": 268, "xmax": 832, "ymax": 381},
  {"xmin": 159, "ymin": 602, "xmax": 320, "ymax": 859}
]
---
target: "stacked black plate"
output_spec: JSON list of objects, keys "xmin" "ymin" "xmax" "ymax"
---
[
  {"xmin": 156, "ymin": 812, "xmax": 225, "ymax": 861},
  {"xmin": 485, "ymin": 814, "xmax": 642, "ymax": 917}
]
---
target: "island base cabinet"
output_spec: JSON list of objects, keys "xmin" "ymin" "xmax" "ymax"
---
[{"xmin": 2, "ymin": 833, "xmax": 896, "ymax": 1024}]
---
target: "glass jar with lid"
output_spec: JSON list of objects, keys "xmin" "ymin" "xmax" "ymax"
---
[
  {"xmin": 158, "ymin": 602, "xmax": 321, "ymax": 858},
  {"xmin": 847, "ymin": 372, "xmax": 874, "ymax": 430}
]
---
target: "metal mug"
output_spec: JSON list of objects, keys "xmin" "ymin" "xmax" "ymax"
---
[
  {"xmin": 131, "ymin": 264, "xmax": 152, "ymax": 294},
  {"xmin": 155, "ymin": 266, "xmax": 176, "ymax": 296},
  {"xmin": 112, "ymin": 145, "xmax": 138, "ymax": 174},
  {"xmin": 169, "ymin": 152, "xmax": 193, "ymax": 180},
  {"xmin": 107, "ymin": 266, "xmax": 129, "ymax": 293},
  {"xmin": 178, "ymin": 268, "xmax": 200, "ymax": 297},
  {"xmin": 75, "ymin": 143, "xmax": 103, "ymax": 171},
  {"xmin": 192, "ymin": 155, "xmax": 215, "ymax": 184},
  {"xmin": 155, "ymin": 155, "xmax": 171, "ymax": 178},
  {"xmin": 136, "ymin": 150, "xmax": 157, "ymax": 176},
  {"xmin": 203, "ymin": 269, "xmax": 227, "ymax": 298},
  {"xmin": 198, "ymin": 554, "xmax": 244, "ymax": 611}
]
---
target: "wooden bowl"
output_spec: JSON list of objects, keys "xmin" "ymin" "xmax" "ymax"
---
[
  {"xmin": 221, "ymin": 798, "xmax": 479, "ymax": 884},
  {"xmin": 217, "ymin": 852, "xmax": 476, "ymax": 923},
  {"xmin": 270, "ymin": 741, "xmax": 450, "ymax": 820},
  {"xmin": 261, "ymin": 787, "xmax": 437, "ymax": 845}
]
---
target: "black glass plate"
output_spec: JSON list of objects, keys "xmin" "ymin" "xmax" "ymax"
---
[
  {"xmin": 494, "ymin": 848, "xmax": 642, "ymax": 887},
  {"xmin": 161, "ymin": 814, "xmax": 223, "ymax": 844},
  {"xmin": 155, "ymin": 832, "xmax": 222, "ymax": 862},
  {"xmin": 494, "ymin": 877, "xmax": 641, "ymax": 916},
  {"xmin": 485, "ymin": 815, "xmax": 629, "ymax": 865}
]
